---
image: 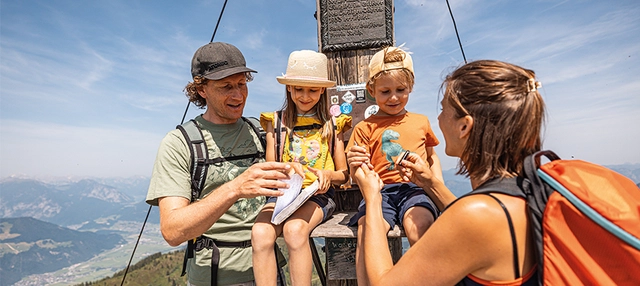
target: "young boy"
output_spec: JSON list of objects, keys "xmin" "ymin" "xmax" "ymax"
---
[{"xmin": 346, "ymin": 46, "xmax": 443, "ymax": 285}]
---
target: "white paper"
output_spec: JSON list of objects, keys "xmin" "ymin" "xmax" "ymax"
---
[
  {"xmin": 272, "ymin": 174, "xmax": 304, "ymax": 218},
  {"xmin": 271, "ymin": 174, "xmax": 319, "ymax": 225}
]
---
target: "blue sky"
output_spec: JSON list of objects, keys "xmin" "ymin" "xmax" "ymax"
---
[{"xmin": 1, "ymin": 0, "xmax": 639, "ymax": 178}]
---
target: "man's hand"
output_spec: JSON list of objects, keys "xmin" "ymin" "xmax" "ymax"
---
[
  {"xmin": 232, "ymin": 162, "xmax": 304, "ymax": 199},
  {"xmin": 286, "ymin": 161, "xmax": 306, "ymax": 178}
]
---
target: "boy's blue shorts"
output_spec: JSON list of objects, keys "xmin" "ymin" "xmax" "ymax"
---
[
  {"xmin": 348, "ymin": 182, "xmax": 438, "ymax": 229},
  {"xmin": 266, "ymin": 187, "xmax": 336, "ymax": 222}
]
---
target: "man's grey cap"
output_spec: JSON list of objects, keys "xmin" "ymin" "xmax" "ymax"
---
[{"xmin": 191, "ymin": 42, "xmax": 257, "ymax": 80}]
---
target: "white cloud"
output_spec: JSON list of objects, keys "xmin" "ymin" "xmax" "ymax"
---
[
  {"xmin": 0, "ymin": 120, "xmax": 163, "ymax": 178},
  {"xmin": 1, "ymin": 0, "xmax": 638, "ymax": 177}
]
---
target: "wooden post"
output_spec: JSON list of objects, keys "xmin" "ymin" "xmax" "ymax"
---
[{"xmin": 313, "ymin": 1, "xmax": 401, "ymax": 285}]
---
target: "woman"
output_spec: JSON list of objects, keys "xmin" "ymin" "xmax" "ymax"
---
[{"xmin": 348, "ymin": 60, "xmax": 543, "ymax": 285}]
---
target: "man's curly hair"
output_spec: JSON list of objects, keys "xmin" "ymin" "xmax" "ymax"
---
[
  {"xmin": 184, "ymin": 76, "xmax": 208, "ymax": 108},
  {"xmin": 183, "ymin": 72, "xmax": 254, "ymax": 108}
]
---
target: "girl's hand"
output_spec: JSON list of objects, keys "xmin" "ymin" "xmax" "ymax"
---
[
  {"xmin": 347, "ymin": 145, "xmax": 373, "ymax": 173},
  {"xmin": 397, "ymin": 153, "xmax": 435, "ymax": 188},
  {"xmin": 308, "ymin": 167, "xmax": 331, "ymax": 194},
  {"xmin": 353, "ymin": 163, "xmax": 383, "ymax": 202},
  {"xmin": 286, "ymin": 162, "xmax": 306, "ymax": 178}
]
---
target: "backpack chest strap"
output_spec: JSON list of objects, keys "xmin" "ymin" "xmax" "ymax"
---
[{"xmin": 200, "ymin": 152, "xmax": 265, "ymax": 165}]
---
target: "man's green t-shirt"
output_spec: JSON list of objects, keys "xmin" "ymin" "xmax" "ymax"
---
[{"xmin": 146, "ymin": 115, "xmax": 266, "ymax": 286}]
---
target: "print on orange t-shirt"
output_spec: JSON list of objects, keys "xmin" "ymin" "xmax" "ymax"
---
[{"xmin": 346, "ymin": 112, "xmax": 439, "ymax": 184}]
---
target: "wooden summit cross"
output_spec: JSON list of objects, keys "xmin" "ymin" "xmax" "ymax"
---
[{"xmin": 308, "ymin": 1, "xmax": 402, "ymax": 285}]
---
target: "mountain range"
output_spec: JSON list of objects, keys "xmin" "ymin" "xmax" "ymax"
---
[
  {"xmin": 0, "ymin": 177, "xmax": 158, "ymax": 229},
  {"xmin": 0, "ymin": 177, "xmax": 160, "ymax": 285},
  {"xmin": 0, "ymin": 163, "xmax": 637, "ymax": 285},
  {"xmin": 0, "ymin": 217, "xmax": 124, "ymax": 286}
]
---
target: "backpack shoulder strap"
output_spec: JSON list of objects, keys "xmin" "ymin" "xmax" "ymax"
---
[
  {"xmin": 274, "ymin": 110, "xmax": 286, "ymax": 162},
  {"xmin": 472, "ymin": 177, "xmax": 528, "ymax": 198},
  {"xmin": 242, "ymin": 116, "xmax": 266, "ymax": 153},
  {"xmin": 176, "ymin": 120, "xmax": 208, "ymax": 202},
  {"xmin": 330, "ymin": 116, "xmax": 337, "ymax": 157},
  {"xmin": 483, "ymin": 193, "xmax": 521, "ymax": 279},
  {"xmin": 443, "ymin": 177, "xmax": 527, "ymax": 213},
  {"xmin": 444, "ymin": 178, "xmax": 525, "ymax": 280},
  {"xmin": 523, "ymin": 150, "xmax": 560, "ymax": 209},
  {"xmin": 177, "ymin": 118, "xmax": 268, "ymax": 278},
  {"xmin": 176, "ymin": 119, "xmax": 207, "ymax": 277},
  {"xmin": 523, "ymin": 150, "xmax": 561, "ymax": 283}
]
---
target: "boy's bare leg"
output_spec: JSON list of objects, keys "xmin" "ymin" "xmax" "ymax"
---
[{"xmin": 402, "ymin": 206, "xmax": 435, "ymax": 246}]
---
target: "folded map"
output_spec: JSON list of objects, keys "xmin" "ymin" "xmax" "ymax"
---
[{"xmin": 271, "ymin": 174, "xmax": 319, "ymax": 225}]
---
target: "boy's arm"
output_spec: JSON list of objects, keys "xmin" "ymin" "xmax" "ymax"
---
[
  {"xmin": 329, "ymin": 131, "xmax": 349, "ymax": 184},
  {"xmin": 426, "ymin": 146, "xmax": 443, "ymax": 183},
  {"xmin": 345, "ymin": 124, "xmax": 372, "ymax": 175}
]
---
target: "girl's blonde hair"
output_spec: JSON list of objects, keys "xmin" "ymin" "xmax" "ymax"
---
[
  {"xmin": 367, "ymin": 47, "xmax": 415, "ymax": 92},
  {"xmin": 280, "ymin": 87, "xmax": 334, "ymax": 143}
]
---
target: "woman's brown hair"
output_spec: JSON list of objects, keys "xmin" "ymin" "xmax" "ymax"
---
[{"xmin": 442, "ymin": 60, "xmax": 545, "ymax": 181}]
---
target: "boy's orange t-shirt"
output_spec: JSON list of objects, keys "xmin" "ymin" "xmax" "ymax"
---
[{"xmin": 346, "ymin": 112, "xmax": 439, "ymax": 184}]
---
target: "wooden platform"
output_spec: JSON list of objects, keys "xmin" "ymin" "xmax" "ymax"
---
[
  {"xmin": 308, "ymin": 211, "xmax": 405, "ymax": 285},
  {"xmin": 310, "ymin": 211, "xmax": 405, "ymax": 238}
]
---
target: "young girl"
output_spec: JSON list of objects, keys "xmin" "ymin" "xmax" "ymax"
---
[{"xmin": 252, "ymin": 50, "xmax": 351, "ymax": 286}]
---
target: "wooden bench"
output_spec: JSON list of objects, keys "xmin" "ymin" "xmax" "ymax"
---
[
  {"xmin": 307, "ymin": 188, "xmax": 405, "ymax": 286},
  {"xmin": 311, "ymin": 212, "xmax": 404, "ymax": 238}
]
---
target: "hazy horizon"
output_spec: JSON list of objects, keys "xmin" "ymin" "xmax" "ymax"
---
[{"xmin": 2, "ymin": 1, "xmax": 639, "ymax": 178}]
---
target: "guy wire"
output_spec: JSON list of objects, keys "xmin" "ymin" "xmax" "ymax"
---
[
  {"xmin": 446, "ymin": 0, "xmax": 467, "ymax": 64},
  {"xmin": 120, "ymin": 1, "xmax": 229, "ymax": 285},
  {"xmin": 210, "ymin": 0, "xmax": 229, "ymax": 43},
  {"xmin": 122, "ymin": 1, "xmax": 464, "ymax": 284}
]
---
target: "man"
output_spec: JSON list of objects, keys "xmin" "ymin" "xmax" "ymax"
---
[{"xmin": 146, "ymin": 42, "xmax": 299, "ymax": 286}]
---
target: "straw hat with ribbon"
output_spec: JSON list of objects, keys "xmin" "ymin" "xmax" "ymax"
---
[{"xmin": 276, "ymin": 50, "xmax": 336, "ymax": 87}]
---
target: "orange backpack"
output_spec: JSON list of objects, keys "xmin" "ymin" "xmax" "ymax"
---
[{"xmin": 523, "ymin": 150, "xmax": 640, "ymax": 285}]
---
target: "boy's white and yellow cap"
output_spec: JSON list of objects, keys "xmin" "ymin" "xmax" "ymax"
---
[
  {"xmin": 368, "ymin": 46, "xmax": 414, "ymax": 81},
  {"xmin": 277, "ymin": 50, "xmax": 336, "ymax": 87}
]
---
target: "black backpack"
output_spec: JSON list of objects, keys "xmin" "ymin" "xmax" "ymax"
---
[
  {"xmin": 176, "ymin": 116, "xmax": 274, "ymax": 286},
  {"xmin": 177, "ymin": 117, "xmax": 266, "ymax": 201}
]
